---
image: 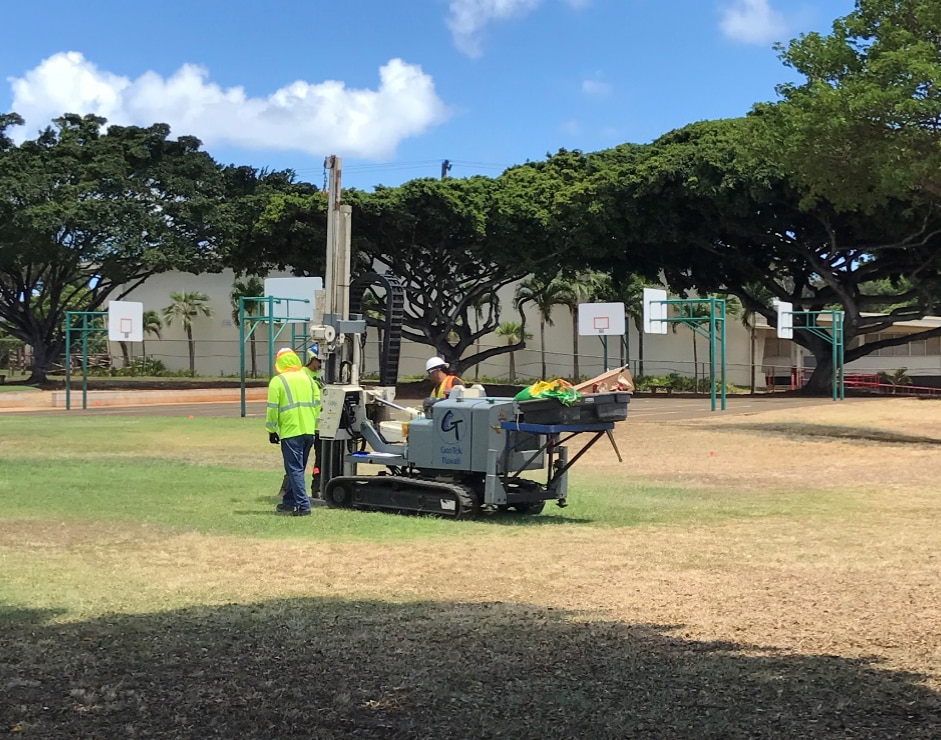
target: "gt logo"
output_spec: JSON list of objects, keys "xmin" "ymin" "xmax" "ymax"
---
[{"xmin": 440, "ymin": 410, "xmax": 463, "ymax": 441}]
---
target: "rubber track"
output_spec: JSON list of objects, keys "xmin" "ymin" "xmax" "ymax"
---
[{"xmin": 327, "ymin": 475, "xmax": 479, "ymax": 519}]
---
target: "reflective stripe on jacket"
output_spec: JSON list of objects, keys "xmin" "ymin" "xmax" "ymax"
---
[
  {"xmin": 433, "ymin": 374, "xmax": 463, "ymax": 399},
  {"xmin": 266, "ymin": 351, "xmax": 321, "ymax": 438}
]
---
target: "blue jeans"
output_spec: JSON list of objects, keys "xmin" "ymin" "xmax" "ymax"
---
[{"xmin": 280, "ymin": 434, "xmax": 314, "ymax": 512}]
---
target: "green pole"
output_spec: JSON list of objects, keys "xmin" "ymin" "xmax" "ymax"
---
[
  {"xmin": 81, "ymin": 314, "xmax": 89, "ymax": 410},
  {"xmin": 266, "ymin": 296, "xmax": 276, "ymax": 380},
  {"xmin": 836, "ymin": 311, "xmax": 845, "ymax": 401},
  {"xmin": 830, "ymin": 312, "xmax": 837, "ymax": 401},
  {"xmin": 239, "ymin": 298, "xmax": 247, "ymax": 418},
  {"xmin": 708, "ymin": 297, "xmax": 717, "ymax": 412},
  {"xmin": 65, "ymin": 313, "xmax": 72, "ymax": 410},
  {"xmin": 719, "ymin": 298, "xmax": 727, "ymax": 411}
]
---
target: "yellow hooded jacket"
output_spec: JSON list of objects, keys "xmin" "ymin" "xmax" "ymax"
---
[{"xmin": 266, "ymin": 350, "xmax": 320, "ymax": 438}]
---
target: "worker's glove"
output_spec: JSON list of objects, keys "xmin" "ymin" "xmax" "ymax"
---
[{"xmin": 268, "ymin": 432, "xmax": 280, "ymax": 445}]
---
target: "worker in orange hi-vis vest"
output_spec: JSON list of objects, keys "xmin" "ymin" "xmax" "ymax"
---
[{"xmin": 425, "ymin": 356, "xmax": 464, "ymax": 399}]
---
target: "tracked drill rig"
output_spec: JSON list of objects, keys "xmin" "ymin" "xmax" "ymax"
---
[{"xmin": 307, "ymin": 156, "xmax": 629, "ymax": 519}]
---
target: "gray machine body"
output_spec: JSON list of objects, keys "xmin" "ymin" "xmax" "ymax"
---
[{"xmin": 403, "ymin": 396, "xmax": 565, "ymax": 506}]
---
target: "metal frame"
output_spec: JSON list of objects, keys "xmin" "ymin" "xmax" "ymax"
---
[
  {"xmin": 237, "ymin": 295, "xmax": 311, "ymax": 417},
  {"xmin": 499, "ymin": 420, "xmax": 615, "ymax": 492},
  {"xmin": 64, "ymin": 310, "xmax": 109, "ymax": 410},
  {"xmin": 789, "ymin": 309, "xmax": 845, "ymax": 401},
  {"xmin": 656, "ymin": 297, "xmax": 728, "ymax": 411}
]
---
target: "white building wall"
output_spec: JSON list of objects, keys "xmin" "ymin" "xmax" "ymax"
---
[
  {"xmin": 115, "ymin": 270, "xmax": 763, "ymax": 385},
  {"xmin": 115, "ymin": 269, "xmax": 941, "ymax": 387},
  {"xmin": 112, "ymin": 269, "xmax": 300, "ymax": 377}
]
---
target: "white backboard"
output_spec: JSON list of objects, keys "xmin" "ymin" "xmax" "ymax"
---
[
  {"xmin": 108, "ymin": 301, "xmax": 143, "ymax": 342},
  {"xmin": 578, "ymin": 302, "xmax": 625, "ymax": 336},
  {"xmin": 263, "ymin": 277, "xmax": 323, "ymax": 322},
  {"xmin": 642, "ymin": 288, "xmax": 668, "ymax": 334},
  {"xmin": 775, "ymin": 300, "xmax": 794, "ymax": 339}
]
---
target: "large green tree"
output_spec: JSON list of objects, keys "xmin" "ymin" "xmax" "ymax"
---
[
  {"xmin": 760, "ymin": 0, "xmax": 941, "ymax": 211},
  {"xmin": 220, "ymin": 166, "xmax": 326, "ymax": 278},
  {"xmin": 349, "ymin": 176, "xmax": 561, "ymax": 375},
  {"xmin": 0, "ymin": 113, "xmax": 226, "ymax": 383},
  {"xmin": 592, "ymin": 118, "xmax": 941, "ymax": 394}
]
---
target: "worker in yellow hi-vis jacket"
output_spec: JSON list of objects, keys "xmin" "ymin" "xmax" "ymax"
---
[{"xmin": 266, "ymin": 348, "xmax": 320, "ymax": 516}]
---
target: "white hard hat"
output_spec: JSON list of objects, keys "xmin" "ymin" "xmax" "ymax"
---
[{"xmin": 425, "ymin": 356, "xmax": 447, "ymax": 373}]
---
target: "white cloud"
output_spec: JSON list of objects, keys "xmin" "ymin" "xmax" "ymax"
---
[
  {"xmin": 447, "ymin": 0, "xmax": 588, "ymax": 57},
  {"xmin": 447, "ymin": 0, "xmax": 542, "ymax": 57},
  {"xmin": 719, "ymin": 0, "xmax": 787, "ymax": 45},
  {"xmin": 7, "ymin": 51, "xmax": 451, "ymax": 158},
  {"xmin": 581, "ymin": 78, "xmax": 612, "ymax": 97}
]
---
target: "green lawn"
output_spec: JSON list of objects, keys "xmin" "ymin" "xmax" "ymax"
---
[{"xmin": 0, "ymin": 416, "xmax": 849, "ymax": 541}]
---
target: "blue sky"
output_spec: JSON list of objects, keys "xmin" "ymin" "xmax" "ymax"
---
[{"xmin": 1, "ymin": 0, "xmax": 854, "ymax": 190}]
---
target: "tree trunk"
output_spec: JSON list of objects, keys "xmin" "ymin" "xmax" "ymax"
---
[
  {"xmin": 508, "ymin": 349, "xmax": 516, "ymax": 383},
  {"xmin": 186, "ymin": 326, "xmax": 195, "ymax": 376},
  {"xmin": 570, "ymin": 308, "xmax": 579, "ymax": 380},
  {"xmin": 119, "ymin": 341, "xmax": 131, "ymax": 367},
  {"xmin": 692, "ymin": 335, "xmax": 699, "ymax": 391},
  {"xmin": 539, "ymin": 319, "xmax": 547, "ymax": 379},
  {"xmin": 804, "ymin": 358, "xmax": 837, "ymax": 395},
  {"xmin": 250, "ymin": 335, "xmax": 258, "ymax": 378},
  {"xmin": 24, "ymin": 339, "xmax": 62, "ymax": 385},
  {"xmin": 749, "ymin": 323, "xmax": 756, "ymax": 395},
  {"xmin": 637, "ymin": 330, "xmax": 645, "ymax": 377}
]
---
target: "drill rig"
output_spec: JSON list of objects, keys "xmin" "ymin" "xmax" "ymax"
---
[{"xmin": 307, "ymin": 156, "xmax": 629, "ymax": 519}]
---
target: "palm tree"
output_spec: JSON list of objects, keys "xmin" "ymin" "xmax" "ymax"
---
[
  {"xmin": 551, "ymin": 270, "xmax": 609, "ymax": 381},
  {"xmin": 141, "ymin": 310, "xmax": 162, "ymax": 362},
  {"xmin": 516, "ymin": 277, "xmax": 565, "ymax": 379},
  {"xmin": 163, "ymin": 291, "xmax": 213, "ymax": 377},
  {"xmin": 593, "ymin": 273, "xmax": 647, "ymax": 374},
  {"xmin": 230, "ymin": 276, "xmax": 265, "ymax": 378},
  {"xmin": 495, "ymin": 321, "xmax": 532, "ymax": 383},
  {"xmin": 878, "ymin": 367, "xmax": 912, "ymax": 394}
]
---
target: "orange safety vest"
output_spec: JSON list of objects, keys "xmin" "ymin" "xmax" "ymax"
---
[{"xmin": 433, "ymin": 374, "xmax": 463, "ymax": 399}]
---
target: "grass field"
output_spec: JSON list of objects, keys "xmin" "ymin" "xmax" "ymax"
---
[{"xmin": 2, "ymin": 399, "xmax": 940, "ymax": 737}]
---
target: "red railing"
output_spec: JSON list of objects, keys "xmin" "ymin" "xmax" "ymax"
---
[{"xmin": 784, "ymin": 368, "xmax": 941, "ymax": 395}]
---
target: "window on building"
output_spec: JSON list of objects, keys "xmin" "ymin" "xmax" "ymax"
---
[{"xmin": 863, "ymin": 332, "xmax": 941, "ymax": 357}]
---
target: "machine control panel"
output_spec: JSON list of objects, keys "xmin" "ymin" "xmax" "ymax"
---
[{"xmin": 318, "ymin": 385, "xmax": 363, "ymax": 439}]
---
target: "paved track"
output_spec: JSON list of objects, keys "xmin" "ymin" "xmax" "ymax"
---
[{"xmin": 1, "ymin": 394, "xmax": 876, "ymax": 423}]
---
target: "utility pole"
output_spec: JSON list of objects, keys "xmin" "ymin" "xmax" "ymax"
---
[{"xmin": 440, "ymin": 159, "xmax": 452, "ymax": 179}]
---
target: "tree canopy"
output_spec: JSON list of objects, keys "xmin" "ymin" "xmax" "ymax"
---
[
  {"xmin": 0, "ymin": 113, "xmax": 226, "ymax": 382},
  {"xmin": 759, "ymin": 0, "xmax": 941, "ymax": 211},
  {"xmin": 588, "ymin": 117, "xmax": 941, "ymax": 392}
]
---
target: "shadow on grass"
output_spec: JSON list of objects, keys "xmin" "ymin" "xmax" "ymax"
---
[
  {"xmin": 2, "ymin": 598, "xmax": 939, "ymax": 739},
  {"xmin": 721, "ymin": 422, "xmax": 941, "ymax": 446},
  {"xmin": 0, "ymin": 605, "xmax": 66, "ymax": 627}
]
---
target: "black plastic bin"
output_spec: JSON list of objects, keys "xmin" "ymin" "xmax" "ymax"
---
[{"xmin": 518, "ymin": 392, "xmax": 631, "ymax": 425}]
